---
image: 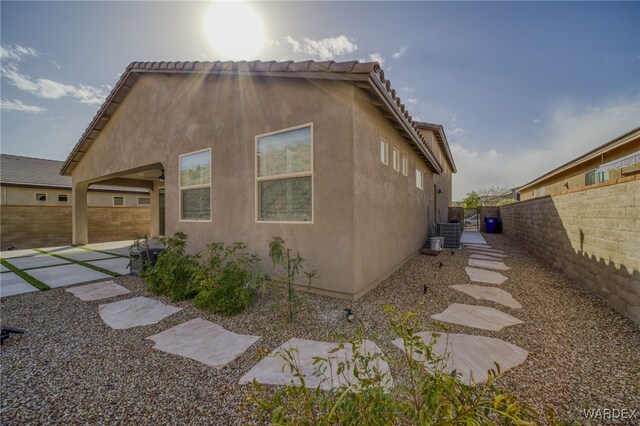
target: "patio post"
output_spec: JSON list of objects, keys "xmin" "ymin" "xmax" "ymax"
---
[
  {"xmin": 149, "ymin": 180, "xmax": 160, "ymax": 238},
  {"xmin": 72, "ymin": 180, "xmax": 89, "ymax": 245}
]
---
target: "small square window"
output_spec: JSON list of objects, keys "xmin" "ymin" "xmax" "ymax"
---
[
  {"xmin": 392, "ymin": 148, "xmax": 400, "ymax": 171},
  {"xmin": 113, "ymin": 196, "xmax": 125, "ymax": 206},
  {"xmin": 137, "ymin": 197, "xmax": 151, "ymax": 205},
  {"xmin": 380, "ymin": 139, "xmax": 389, "ymax": 165},
  {"xmin": 402, "ymin": 156, "xmax": 408, "ymax": 176},
  {"xmin": 35, "ymin": 193, "xmax": 47, "ymax": 202},
  {"xmin": 415, "ymin": 168, "xmax": 423, "ymax": 190},
  {"xmin": 57, "ymin": 194, "xmax": 68, "ymax": 203}
]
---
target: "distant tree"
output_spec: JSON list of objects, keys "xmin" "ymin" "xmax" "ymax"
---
[
  {"xmin": 477, "ymin": 185, "xmax": 517, "ymax": 206},
  {"xmin": 461, "ymin": 191, "xmax": 481, "ymax": 208}
]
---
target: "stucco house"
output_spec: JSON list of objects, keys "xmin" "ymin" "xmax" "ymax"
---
[
  {"xmin": 0, "ymin": 154, "xmax": 153, "ymax": 249},
  {"xmin": 60, "ymin": 60, "xmax": 456, "ymax": 299}
]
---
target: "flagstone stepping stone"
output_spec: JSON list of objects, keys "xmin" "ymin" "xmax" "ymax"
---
[
  {"xmin": 467, "ymin": 246, "xmax": 505, "ymax": 254},
  {"xmin": 431, "ymin": 303, "xmax": 523, "ymax": 331},
  {"xmin": 468, "ymin": 251, "xmax": 509, "ymax": 258},
  {"xmin": 465, "ymin": 267, "xmax": 508, "ymax": 284},
  {"xmin": 450, "ymin": 284, "xmax": 522, "ymax": 309},
  {"xmin": 87, "ymin": 257, "xmax": 130, "ymax": 275},
  {"xmin": 469, "ymin": 253, "xmax": 508, "ymax": 261},
  {"xmin": 239, "ymin": 338, "xmax": 393, "ymax": 390},
  {"xmin": 392, "ymin": 331, "xmax": 528, "ymax": 384},
  {"xmin": 99, "ymin": 296, "xmax": 181, "ymax": 330},
  {"xmin": 148, "ymin": 318, "xmax": 260, "ymax": 369},
  {"xmin": 7, "ymin": 254, "xmax": 71, "ymax": 270},
  {"xmin": 67, "ymin": 281, "xmax": 130, "ymax": 301},
  {"xmin": 27, "ymin": 264, "xmax": 112, "ymax": 288},
  {"xmin": 463, "ymin": 243, "xmax": 491, "ymax": 249},
  {"xmin": 468, "ymin": 259, "xmax": 511, "ymax": 271},
  {"xmin": 0, "ymin": 273, "xmax": 39, "ymax": 297}
]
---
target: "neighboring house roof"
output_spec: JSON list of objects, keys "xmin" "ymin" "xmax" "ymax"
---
[
  {"xmin": 519, "ymin": 126, "xmax": 640, "ymax": 192},
  {"xmin": 60, "ymin": 60, "xmax": 454, "ymax": 176},
  {"xmin": 415, "ymin": 122, "xmax": 457, "ymax": 173},
  {"xmin": 0, "ymin": 154, "xmax": 147, "ymax": 193}
]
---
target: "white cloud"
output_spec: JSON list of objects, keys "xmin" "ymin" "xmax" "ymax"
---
[
  {"xmin": 392, "ymin": 46, "xmax": 407, "ymax": 59},
  {"xmin": 532, "ymin": 118, "xmax": 541, "ymax": 124},
  {"xmin": 0, "ymin": 44, "xmax": 39, "ymax": 62},
  {"xmin": 399, "ymin": 86, "xmax": 413, "ymax": 93},
  {"xmin": 0, "ymin": 98, "xmax": 47, "ymax": 113},
  {"xmin": 405, "ymin": 98, "xmax": 418, "ymax": 105},
  {"xmin": 285, "ymin": 35, "xmax": 357, "ymax": 60},
  {"xmin": 50, "ymin": 60, "xmax": 61, "ymax": 70},
  {"xmin": 368, "ymin": 52, "xmax": 385, "ymax": 65},
  {"xmin": 3, "ymin": 64, "xmax": 110, "ymax": 106},
  {"xmin": 449, "ymin": 127, "xmax": 466, "ymax": 135}
]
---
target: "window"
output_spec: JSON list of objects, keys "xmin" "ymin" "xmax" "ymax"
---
[
  {"xmin": 113, "ymin": 196, "xmax": 124, "ymax": 206},
  {"xmin": 392, "ymin": 148, "xmax": 400, "ymax": 171},
  {"xmin": 402, "ymin": 156, "xmax": 408, "ymax": 176},
  {"xmin": 257, "ymin": 124, "xmax": 312, "ymax": 222},
  {"xmin": 57, "ymin": 194, "xmax": 68, "ymax": 203},
  {"xmin": 415, "ymin": 168, "xmax": 423, "ymax": 190},
  {"xmin": 180, "ymin": 149, "xmax": 211, "ymax": 221},
  {"xmin": 35, "ymin": 193, "xmax": 47, "ymax": 202},
  {"xmin": 585, "ymin": 169, "xmax": 609, "ymax": 186},
  {"xmin": 380, "ymin": 138, "xmax": 389, "ymax": 165},
  {"xmin": 540, "ymin": 186, "xmax": 546, "ymax": 196},
  {"xmin": 137, "ymin": 197, "xmax": 151, "ymax": 205}
]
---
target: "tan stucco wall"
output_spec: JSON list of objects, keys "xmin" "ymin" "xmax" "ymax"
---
[{"xmin": 0, "ymin": 185, "xmax": 149, "ymax": 207}]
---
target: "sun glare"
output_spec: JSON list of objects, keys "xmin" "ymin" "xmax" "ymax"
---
[{"xmin": 204, "ymin": 0, "xmax": 265, "ymax": 60}]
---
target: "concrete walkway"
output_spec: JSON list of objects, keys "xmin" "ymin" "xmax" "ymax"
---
[{"xmin": 460, "ymin": 230, "xmax": 488, "ymax": 245}]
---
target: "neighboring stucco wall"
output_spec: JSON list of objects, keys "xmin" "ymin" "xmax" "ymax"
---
[
  {"xmin": 0, "ymin": 206, "xmax": 150, "ymax": 249},
  {"xmin": 0, "ymin": 185, "xmax": 149, "ymax": 207},
  {"xmin": 500, "ymin": 177, "xmax": 640, "ymax": 324},
  {"xmin": 70, "ymin": 74, "xmax": 357, "ymax": 297}
]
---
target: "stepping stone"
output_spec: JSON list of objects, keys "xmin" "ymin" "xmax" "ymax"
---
[
  {"xmin": 392, "ymin": 332, "xmax": 528, "ymax": 384},
  {"xmin": 431, "ymin": 303, "xmax": 523, "ymax": 331},
  {"xmin": 87, "ymin": 257, "xmax": 130, "ymax": 275},
  {"xmin": 27, "ymin": 263, "xmax": 112, "ymax": 288},
  {"xmin": 67, "ymin": 281, "xmax": 130, "ymax": 301},
  {"xmin": 450, "ymin": 284, "xmax": 522, "ymax": 309},
  {"xmin": 239, "ymin": 338, "xmax": 393, "ymax": 390},
  {"xmin": 99, "ymin": 296, "xmax": 181, "ymax": 329},
  {"xmin": 465, "ymin": 267, "xmax": 508, "ymax": 285},
  {"xmin": 148, "ymin": 318, "xmax": 260, "ymax": 369},
  {"xmin": 467, "ymin": 247, "xmax": 505, "ymax": 254},
  {"xmin": 0, "ymin": 273, "xmax": 39, "ymax": 297},
  {"xmin": 468, "ymin": 259, "xmax": 511, "ymax": 271},
  {"xmin": 463, "ymin": 243, "xmax": 491, "ymax": 249},
  {"xmin": 468, "ymin": 251, "xmax": 509, "ymax": 258},
  {"xmin": 60, "ymin": 251, "xmax": 118, "ymax": 262},
  {"xmin": 469, "ymin": 253, "xmax": 508, "ymax": 261},
  {"xmin": 7, "ymin": 254, "xmax": 71, "ymax": 270}
]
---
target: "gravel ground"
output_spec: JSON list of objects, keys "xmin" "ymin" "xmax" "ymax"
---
[{"xmin": 1, "ymin": 233, "xmax": 639, "ymax": 424}]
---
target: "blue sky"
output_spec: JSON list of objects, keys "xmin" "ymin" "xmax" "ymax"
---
[{"xmin": 1, "ymin": 1, "xmax": 639, "ymax": 199}]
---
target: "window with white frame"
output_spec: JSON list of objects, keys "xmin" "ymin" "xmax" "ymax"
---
[
  {"xmin": 180, "ymin": 149, "xmax": 211, "ymax": 221},
  {"xmin": 380, "ymin": 138, "xmax": 389, "ymax": 165},
  {"xmin": 113, "ymin": 196, "xmax": 124, "ymax": 206},
  {"xmin": 392, "ymin": 147, "xmax": 400, "ymax": 171},
  {"xmin": 257, "ymin": 125, "xmax": 312, "ymax": 222},
  {"xmin": 402, "ymin": 155, "xmax": 408, "ymax": 176},
  {"xmin": 415, "ymin": 168, "xmax": 423, "ymax": 190},
  {"xmin": 57, "ymin": 194, "xmax": 68, "ymax": 203},
  {"xmin": 137, "ymin": 197, "xmax": 151, "ymax": 205},
  {"xmin": 35, "ymin": 193, "xmax": 47, "ymax": 202}
]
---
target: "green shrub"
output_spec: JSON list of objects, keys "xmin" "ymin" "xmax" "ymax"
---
[
  {"xmin": 247, "ymin": 307, "xmax": 537, "ymax": 425},
  {"xmin": 194, "ymin": 242, "xmax": 265, "ymax": 316},
  {"xmin": 143, "ymin": 232, "xmax": 202, "ymax": 302}
]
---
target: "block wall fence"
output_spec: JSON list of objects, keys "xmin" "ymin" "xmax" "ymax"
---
[{"xmin": 0, "ymin": 205, "xmax": 150, "ymax": 250}]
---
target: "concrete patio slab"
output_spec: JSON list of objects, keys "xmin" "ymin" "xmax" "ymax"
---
[
  {"xmin": 27, "ymin": 264, "xmax": 112, "ymax": 288},
  {"xmin": 7, "ymin": 255, "xmax": 71, "ymax": 270},
  {"xmin": 460, "ymin": 231, "xmax": 487, "ymax": 245},
  {"xmin": 465, "ymin": 267, "xmax": 508, "ymax": 284},
  {"xmin": 392, "ymin": 332, "xmax": 528, "ymax": 384},
  {"xmin": 0, "ymin": 249, "xmax": 39, "ymax": 259},
  {"xmin": 87, "ymin": 257, "xmax": 130, "ymax": 275},
  {"xmin": 431, "ymin": 303, "xmax": 523, "ymax": 331},
  {"xmin": 148, "ymin": 318, "xmax": 260, "ymax": 369},
  {"xmin": 99, "ymin": 297, "xmax": 182, "ymax": 330},
  {"xmin": 0, "ymin": 273, "xmax": 39, "ymax": 297},
  {"xmin": 66, "ymin": 281, "xmax": 131, "ymax": 301},
  {"xmin": 1, "ymin": 263, "xmax": 10, "ymax": 273},
  {"xmin": 40, "ymin": 246, "xmax": 88, "ymax": 255},
  {"xmin": 239, "ymin": 338, "xmax": 393, "ymax": 390},
  {"xmin": 450, "ymin": 284, "xmax": 522, "ymax": 309},
  {"xmin": 468, "ymin": 258, "xmax": 511, "ymax": 271},
  {"xmin": 469, "ymin": 253, "xmax": 508, "ymax": 261},
  {"xmin": 83, "ymin": 240, "xmax": 133, "ymax": 251},
  {"xmin": 61, "ymin": 251, "xmax": 119, "ymax": 262},
  {"xmin": 468, "ymin": 250, "xmax": 509, "ymax": 258}
]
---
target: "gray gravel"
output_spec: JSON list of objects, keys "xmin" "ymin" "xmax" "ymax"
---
[{"xmin": 1, "ymin": 233, "xmax": 639, "ymax": 424}]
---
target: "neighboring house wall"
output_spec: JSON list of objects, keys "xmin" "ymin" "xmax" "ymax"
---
[
  {"xmin": 0, "ymin": 205, "xmax": 150, "ymax": 249},
  {"xmin": 0, "ymin": 185, "xmax": 150, "ymax": 206},
  {"xmin": 500, "ymin": 176, "xmax": 640, "ymax": 324}
]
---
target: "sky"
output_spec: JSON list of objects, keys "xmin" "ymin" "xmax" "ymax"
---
[{"xmin": 1, "ymin": 1, "xmax": 639, "ymax": 200}]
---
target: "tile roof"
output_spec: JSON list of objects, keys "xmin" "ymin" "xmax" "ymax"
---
[
  {"xmin": 61, "ymin": 60, "xmax": 454, "ymax": 176},
  {"xmin": 0, "ymin": 154, "xmax": 147, "ymax": 193},
  {"xmin": 415, "ymin": 122, "xmax": 457, "ymax": 173}
]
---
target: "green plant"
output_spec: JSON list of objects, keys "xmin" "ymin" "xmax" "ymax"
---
[
  {"xmin": 143, "ymin": 232, "xmax": 202, "ymax": 302},
  {"xmin": 247, "ymin": 307, "xmax": 537, "ymax": 425},
  {"xmin": 194, "ymin": 242, "xmax": 265, "ymax": 316},
  {"xmin": 267, "ymin": 236, "xmax": 317, "ymax": 322},
  {"xmin": 462, "ymin": 191, "xmax": 481, "ymax": 209}
]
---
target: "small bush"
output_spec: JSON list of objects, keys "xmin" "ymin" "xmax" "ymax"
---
[{"xmin": 143, "ymin": 232, "xmax": 202, "ymax": 302}]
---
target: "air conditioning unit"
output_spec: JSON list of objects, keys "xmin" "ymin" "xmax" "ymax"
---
[{"xmin": 437, "ymin": 223, "xmax": 461, "ymax": 249}]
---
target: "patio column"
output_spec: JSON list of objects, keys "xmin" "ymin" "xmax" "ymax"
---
[
  {"xmin": 72, "ymin": 180, "xmax": 89, "ymax": 245},
  {"xmin": 149, "ymin": 180, "xmax": 160, "ymax": 238}
]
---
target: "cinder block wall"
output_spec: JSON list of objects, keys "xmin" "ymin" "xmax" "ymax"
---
[
  {"xmin": 500, "ymin": 177, "xmax": 640, "ymax": 324},
  {"xmin": 0, "ymin": 206, "xmax": 150, "ymax": 250}
]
